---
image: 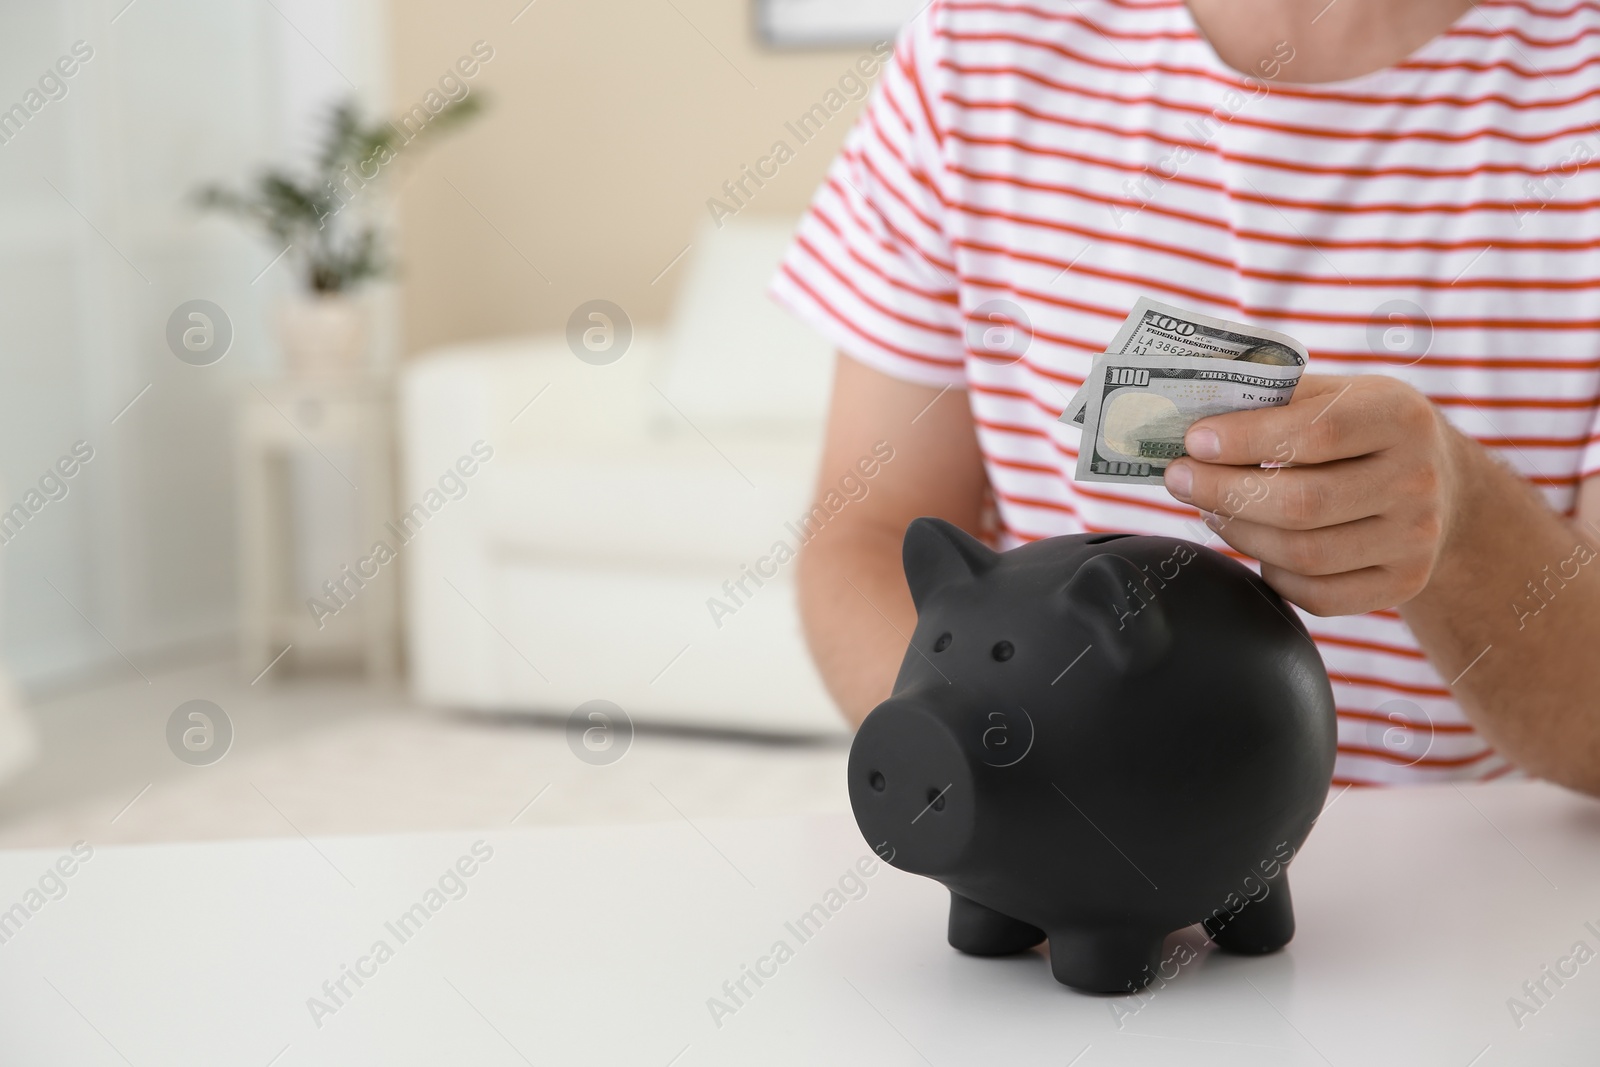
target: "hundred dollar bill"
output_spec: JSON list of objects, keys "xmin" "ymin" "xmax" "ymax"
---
[
  {"xmin": 1074, "ymin": 356, "xmax": 1303, "ymax": 486},
  {"xmin": 1059, "ymin": 297, "xmax": 1309, "ymax": 427}
]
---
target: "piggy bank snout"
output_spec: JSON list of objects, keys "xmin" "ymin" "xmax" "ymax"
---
[{"xmin": 848, "ymin": 694, "xmax": 979, "ymax": 876}]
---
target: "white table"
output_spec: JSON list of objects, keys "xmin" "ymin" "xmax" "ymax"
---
[{"xmin": 1, "ymin": 780, "xmax": 1597, "ymax": 1065}]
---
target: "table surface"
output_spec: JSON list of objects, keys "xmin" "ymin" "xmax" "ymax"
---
[{"xmin": 0, "ymin": 780, "xmax": 1596, "ymax": 1066}]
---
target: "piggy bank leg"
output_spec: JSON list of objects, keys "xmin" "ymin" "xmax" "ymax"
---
[
  {"xmin": 947, "ymin": 892, "xmax": 1045, "ymax": 956},
  {"xmin": 1208, "ymin": 874, "xmax": 1296, "ymax": 955},
  {"xmin": 1046, "ymin": 927, "xmax": 1165, "ymax": 994}
]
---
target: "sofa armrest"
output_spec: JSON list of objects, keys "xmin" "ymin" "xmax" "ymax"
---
[
  {"xmin": 400, "ymin": 331, "xmax": 659, "ymax": 705},
  {"xmin": 404, "ymin": 330, "xmax": 665, "ymax": 452}
]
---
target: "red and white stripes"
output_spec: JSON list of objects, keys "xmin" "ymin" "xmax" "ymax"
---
[{"xmin": 772, "ymin": 0, "xmax": 1600, "ymax": 785}]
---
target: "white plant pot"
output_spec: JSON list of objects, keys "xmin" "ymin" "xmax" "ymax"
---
[{"xmin": 279, "ymin": 293, "xmax": 369, "ymax": 381}]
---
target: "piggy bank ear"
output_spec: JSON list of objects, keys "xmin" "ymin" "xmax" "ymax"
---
[
  {"xmin": 903, "ymin": 517, "xmax": 998, "ymax": 612},
  {"xmin": 1062, "ymin": 553, "xmax": 1172, "ymax": 673}
]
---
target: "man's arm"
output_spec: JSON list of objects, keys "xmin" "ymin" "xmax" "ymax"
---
[
  {"xmin": 1165, "ymin": 374, "xmax": 1600, "ymax": 795},
  {"xmin": 1397, "ymin": 440, "xmax": 1600, "ymax": 794},
  {"xmin": 798, "ymin": 353, "xmax": 989, "ymax": 726}
]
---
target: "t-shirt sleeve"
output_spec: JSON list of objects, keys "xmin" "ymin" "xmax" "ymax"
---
[{"xmin": 768, "ymin": 14, "xmax": 966, "ymax": 389}]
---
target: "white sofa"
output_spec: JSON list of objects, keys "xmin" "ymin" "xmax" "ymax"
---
[{"xmin": 401, "ymin": 216, "xmax": 848, "ymax": 735}]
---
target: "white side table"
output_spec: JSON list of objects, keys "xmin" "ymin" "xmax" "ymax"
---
[{"xmin": 236, "ymin": 379, "xmax": 398, "ymax": 681}]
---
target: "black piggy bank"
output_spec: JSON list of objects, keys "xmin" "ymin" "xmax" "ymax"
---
[{"xmin": 848, "ymin": 518, "xmax": 1336, "ymax": 994}]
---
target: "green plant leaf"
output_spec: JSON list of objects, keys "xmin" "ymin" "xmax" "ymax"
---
[{"xmin": 192, "ymin": 92, "xmax": 484, "ymax": 293}]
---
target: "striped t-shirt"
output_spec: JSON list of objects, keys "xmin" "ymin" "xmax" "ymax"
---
[{"xmin": 770, "ymin": 0, "xmax": 1600, "ymax": 787}]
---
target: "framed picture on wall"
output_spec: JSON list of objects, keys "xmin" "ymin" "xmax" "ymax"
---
[{"xmin": 756, "ymin": 0, "xmax": 923, "ymax": 48}]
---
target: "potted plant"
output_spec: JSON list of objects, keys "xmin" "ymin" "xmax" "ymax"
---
[{"xmin": 195, "ymin": 97, "xmax": 482, "ymax": 380}]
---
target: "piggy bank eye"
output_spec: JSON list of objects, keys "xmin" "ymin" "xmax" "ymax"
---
[
  {"xmin": 933, "ymin": 633, "xmax": 952, "ymax": 652},
  {"xmin": 991, "ymin": 640, "xmax": 1015, "ymax": 662}
]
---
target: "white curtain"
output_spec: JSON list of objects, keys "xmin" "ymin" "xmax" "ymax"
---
[{"xmin": 0, "ymin": 0, "xmax": 392, "ymax": 712}]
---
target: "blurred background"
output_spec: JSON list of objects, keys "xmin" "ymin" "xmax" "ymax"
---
[{"xmin": 0, "ymin": 0, "xmax": 921, "ymax": 846}]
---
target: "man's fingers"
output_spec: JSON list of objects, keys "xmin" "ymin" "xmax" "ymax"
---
[
  {"xmin": 1200, "ymin": 511, "xmax": 1398, "ymax": 576},
  {"xmin": 1167, "ymin": 454, "xmax": 1388, "ymax": 529},
  {"xmin": 1258, "ymin": 561, "xmax": 1413, "ymax": 618},
  {"xmin": 1267, "ymin": 372, "xmax": 1348, "ymax": 403},
  {"xmin": 1184, "ymin": 374, "xmax": 1425, "ymax": 466}
]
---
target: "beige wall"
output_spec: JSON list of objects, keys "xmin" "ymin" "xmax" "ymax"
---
[{"xmin": 389, "ymin": 0, "xmax": 885, "ymax": 355}]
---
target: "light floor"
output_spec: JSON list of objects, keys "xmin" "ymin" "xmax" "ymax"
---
[{"xmin": 0, "ymin": 659, "xmax": 852, "ymax": 849}]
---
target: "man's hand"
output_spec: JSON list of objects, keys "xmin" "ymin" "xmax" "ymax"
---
[{"xmin": 1162, "ymin": 374, "xmax": 1470, "ymax": 617}]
